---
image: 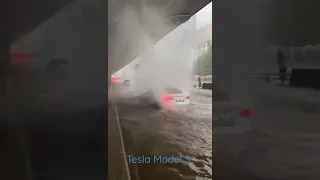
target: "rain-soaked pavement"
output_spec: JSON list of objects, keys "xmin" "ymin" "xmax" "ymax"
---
[
  {"xmin": 117, "ymin": 92, "xmax": 212, "ymax": 180},
  {"xmin": 115, "ymin": 82, "xmax": 320, "ymax": 180}
]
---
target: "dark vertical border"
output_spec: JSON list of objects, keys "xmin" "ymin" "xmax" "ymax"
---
[
  {"xmin": 0, "ymin": 0, "xmax": 9, "ymax": 94},
  {"xmin": 1, "ymin": 1, "xmax": 32, "ymax": 180},
  {"xmin": 209, "ymin": 1, "xmax": 214, "ymax": 180}
]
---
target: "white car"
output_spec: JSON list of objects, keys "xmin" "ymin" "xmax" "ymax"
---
[{"xmin": 139, "ymin": 87, "xmax": 190, "ymax": 109}]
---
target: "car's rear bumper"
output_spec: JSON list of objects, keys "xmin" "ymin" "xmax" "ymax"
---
[
  {"xmin": 161, "ymin": 101, "xmax": 190, "ymax": 109},
  {"xmin": 171, "ymin": 101, "xmax": 190, "ymax": 105}
]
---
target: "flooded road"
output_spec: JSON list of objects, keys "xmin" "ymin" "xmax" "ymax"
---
[
  {"xmin": 115, "ymin": 82, "xmax": 320, "ymax": 180},
  {"xmin": 117, "ymin": 93, "xmax": 212, "ymax": 180}
]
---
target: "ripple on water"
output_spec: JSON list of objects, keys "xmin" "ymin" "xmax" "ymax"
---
[{"xmin": 118, "ymin": 99, "xmax": 212, "ymax": 180}]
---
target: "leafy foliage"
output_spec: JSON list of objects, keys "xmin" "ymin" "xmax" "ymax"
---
[{"xmin": 194, "ymin": 47, "xmax": 212, "ymax": 76}]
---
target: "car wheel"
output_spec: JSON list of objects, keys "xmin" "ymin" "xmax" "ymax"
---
[{"xmin": 150, "ymin": 102, "xmax": 161, "ymax": 110}]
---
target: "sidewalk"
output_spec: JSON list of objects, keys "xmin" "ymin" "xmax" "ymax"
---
[{"xmin": 191, "ymin": 88, "xmax": 212, "ymax": 97}]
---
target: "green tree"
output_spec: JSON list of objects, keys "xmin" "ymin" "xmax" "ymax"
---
[{"xmin": 194, "ymin": 46, "xmax": 212, "ymax": 76}]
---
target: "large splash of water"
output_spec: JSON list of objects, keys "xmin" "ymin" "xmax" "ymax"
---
[{"xmin": 111, "ymin": 3, "xmax": 197, "ymax": 103}]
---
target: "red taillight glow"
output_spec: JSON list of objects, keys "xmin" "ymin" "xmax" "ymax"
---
[
  {"xmin": 11, "ymin": 53, "xmax": 35, "ymax": 64},
  {"xmin": 186, "ymin": 96, "xmax": 190, "ymax": 100},
  {"xmin": 111, "ymin": 77, "xmax": 119, "ymax": 83},
  {"xmin": 163, "ymin": 95, "xmax": 173, "ymax": 101},
  {"xmin": 162, "ymin": 93, "xmax": 174, "ymax": 104},
  {"xmin": 239, "ymin": 108, "xmax": 252, "ymax": 118}
]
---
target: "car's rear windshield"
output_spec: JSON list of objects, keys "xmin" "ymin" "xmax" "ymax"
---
[{"xmin": 165, "ymin": 88, "xmax": 182, "ymax": 94}]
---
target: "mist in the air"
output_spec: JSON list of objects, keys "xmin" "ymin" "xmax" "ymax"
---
[{"xmin": 111, "ymin": 3, "xmax": 196, "ymax": 104}]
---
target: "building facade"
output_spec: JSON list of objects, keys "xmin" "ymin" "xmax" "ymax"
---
[{"xmin": 193, "ymin": 23, "xmax": 212, "ymax": 60}]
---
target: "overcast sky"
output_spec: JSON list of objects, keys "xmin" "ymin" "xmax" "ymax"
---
[{"xmin": 196, "ymin": 2, "xmax": 212, "ymax": 29}]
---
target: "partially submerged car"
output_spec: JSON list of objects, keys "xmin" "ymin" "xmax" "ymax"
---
[
  {"xmin": 139, "ymin": 87, "xmax": 190, "ymax": 108},
  {"xmin": 212, "ymin": 88, "xmax": 252, "ymax": 135},
  {"xmin": 114, "ymin": 85, "xmax": 190, "ymax": 109}
]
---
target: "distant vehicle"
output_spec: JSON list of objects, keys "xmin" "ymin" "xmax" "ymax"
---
[
  {"xmin": 46, "ymin": 58, "xmax": 70, "ymax": 79},
  {"xmin": 124, "ymin": 80, "xmax": 131, "ymax": 85},
  {"xmin": 139, "ymin": 87, "xmax": 190, "ymax": 109},
  {"xmin": 111, "ymin": 73, "xmax": 122, "ymax": 85}
]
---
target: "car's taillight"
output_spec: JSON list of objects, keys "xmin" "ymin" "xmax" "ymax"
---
[
  {"xmin": 111, "ymin": 77, "xmax": 119, "ymax": 83},
  {"xmin": 163, "ymin": 95, "xmax": 173, "ymax": 101},
  {"xmin": 239, "ymin": 108, "xmax": 252, "ymax": 118},
  {"xmin": 186, "ymin": 96, "xmax": 190, "ymax": 100},
  {"xmin": 162, "ymin": 93, "xmax": 174, "ymax": 103}
]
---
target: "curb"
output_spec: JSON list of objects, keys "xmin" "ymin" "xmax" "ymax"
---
[
  {"xmin": 114, "ymin": 104, "xmax": 132, "ymax": 180},
  {"xmin": 191, "ymin": 89, "xmax": 212, "ymax": 97}
]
